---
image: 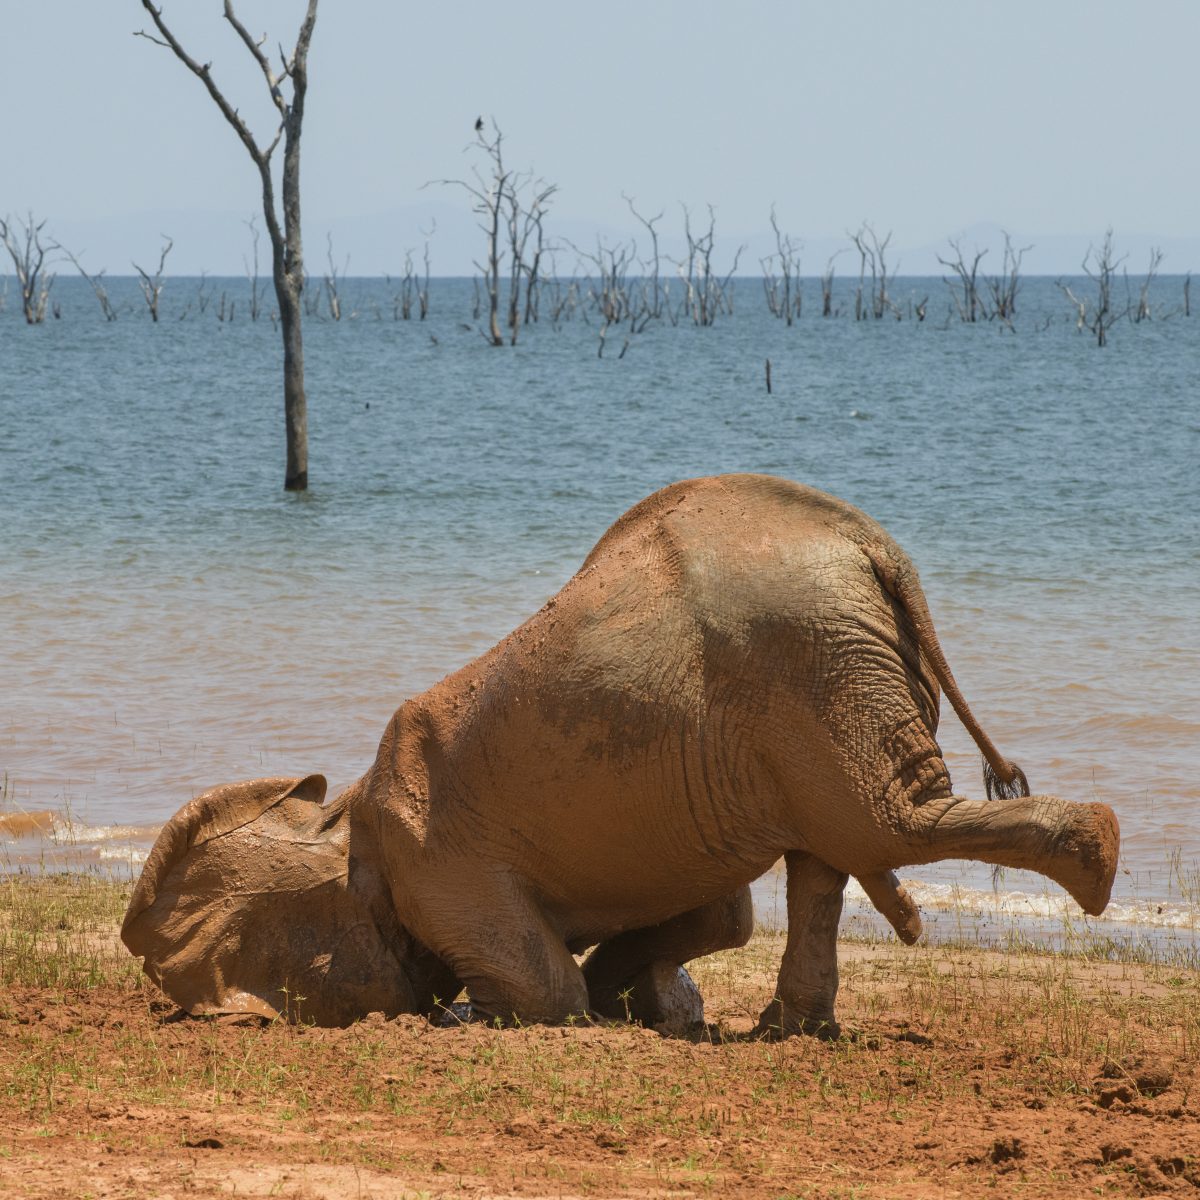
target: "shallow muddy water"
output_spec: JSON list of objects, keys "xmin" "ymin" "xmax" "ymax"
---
[{"xmin": 2, "ymin": 275, "xmax": 1197, "ymax": 942}]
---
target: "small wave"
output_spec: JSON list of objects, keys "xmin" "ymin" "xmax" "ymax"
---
[
  {"xmin": 38, "ymin": 816, "xmax": 161, "ymax": 846},
  {"xmin": 98, "ymin": 845, "xmax": 150, "ymax": 866},
  {"xmin": 843, "ymin": 877, "xmax": 1198, "ymax": 932}
]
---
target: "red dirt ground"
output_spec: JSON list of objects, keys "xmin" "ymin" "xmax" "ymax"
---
[{"xmin": 3, "ymin": 938, "xmax": 1197, "ymax": 1198}]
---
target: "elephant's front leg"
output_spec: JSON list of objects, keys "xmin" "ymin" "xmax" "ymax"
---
[
  {"xmin": 583, "ymin": 887, "xmax": 753, "ymax": 1033},
  {"xmin": 405, "ymin": 864, "xmax": 591, "ymax": 1026},
  {"xmin": 755, "ymin": 850, "xmax": 847, "ymax": 1039}
]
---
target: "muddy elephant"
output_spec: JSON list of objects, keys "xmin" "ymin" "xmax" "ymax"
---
[{"xmin": 123, "ymin": 474, "xmax": 1118, "ymax": 1036}]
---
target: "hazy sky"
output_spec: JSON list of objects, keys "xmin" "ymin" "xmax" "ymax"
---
[{"xmin": 3, "ymin": 1, "xmax": 1198, "ymax": 273}]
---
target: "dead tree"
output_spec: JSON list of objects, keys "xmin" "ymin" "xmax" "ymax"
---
[
  {"xmin": 465, "ymin": 123, "xmax": 508, "ymax": 345},
  {"xmin": 244, "ymin": 214, "xmax": 263, "ymax": 320},
  {"xmin": 986, "ymin": 232, "xmax": 1031, "ymax": 324},
  {"xmin": 394, "ymin": 252, "xmax": 416, "ymax": 319},
  {"xmin": 55, "ymin": 243, "xmax": 118, "ymax": 320},
  {"xmin": 391, "ymin": 228, "xmax": 433, "ymax": 321},
  {"xmin": 508, "ymin": 179, "xmax": 555, "ymax": 338},
  {"xmin": 0, "ymin": 212, "xmax": 56, "ymax": 324},
  {"xmin": 937, "ymin": 238, "xmax": 987, "ymax": 322},
  {"xmin": 676, "ymin": 204, "xmax": 743, "ymax": 327},
  {"xmin": 850, "ymin": 223, "xmax": 894, "ymax": 319},
  {"xmin": 133, "ymin": 235, "xmax": 173, "ymax": 322},
  {"xmin": 624, "ymin": 195, "xmax": 664, "ymax": 319},
  {"xmin": 435, "ymin": 121, "xmax": 555, "ymax": 346},
  {"xmin": 1132, "ymin": 246, "xmax": 1163, "ymax": 322},
  {"xmin": 761, "ymin": 206, "xmax": 801, "ymax": 325},
  {"xmin": 418, "ymin": 223, "xmax": 433, "ymax": 319},
  {"xmin": 820, "ymin": 252, "xmax": 840, "ymax": 317},
  {"xmin": 137, "ymin": 0, "xmax": 319, "ymax": 491},
  {"xmin": 568, "ymin": 235, "xmax": 650, "ymax": 356},
  {"xmin": 323, "ymin": 233, "xmax": 345, "ymax": 320},
  {"xmin": 1056, "ymin": 229, "xmax": 1126, "ymax": 347}
]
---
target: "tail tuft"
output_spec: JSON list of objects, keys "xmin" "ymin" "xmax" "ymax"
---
[{"xmin": 984, "ymin": 759, "xmax": 1030, "ymax": 801}]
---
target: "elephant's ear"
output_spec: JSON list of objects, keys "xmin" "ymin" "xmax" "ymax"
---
[
  {"xmin": 123, "ymin": 775, "xmax": 327, "ymax": 927},
  {"xmin": 122, "ymin": 775, "xmax": 415, "ymax": 1025}
]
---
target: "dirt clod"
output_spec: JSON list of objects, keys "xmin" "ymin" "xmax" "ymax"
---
[{"xmin": 989, "ymin": 1136, "xmax": 1026, "ymax": 1164}]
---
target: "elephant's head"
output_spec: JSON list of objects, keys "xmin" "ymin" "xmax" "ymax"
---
[{"xmin": 122, "ymin": 774, "xmax": 427, "ymax": 1025}]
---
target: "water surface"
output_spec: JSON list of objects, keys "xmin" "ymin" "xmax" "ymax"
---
[{"xmin": 2, "ymin": 275, "xmax": 1197, "ymax": 940}]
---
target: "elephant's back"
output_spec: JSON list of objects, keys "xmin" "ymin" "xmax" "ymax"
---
[{"xmin": 579, "ymin": 473, "xmax": 891, "ymax": 578}]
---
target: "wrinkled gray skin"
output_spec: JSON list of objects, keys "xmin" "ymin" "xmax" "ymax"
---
[{"xmin": 123, "ymin": 475, "xmax": 1119, "ymax": 1036}]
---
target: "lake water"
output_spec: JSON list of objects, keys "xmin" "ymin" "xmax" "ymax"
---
[{"xmin": 2, "ymin": 274, "xmax": 1197, "ymax": 948}]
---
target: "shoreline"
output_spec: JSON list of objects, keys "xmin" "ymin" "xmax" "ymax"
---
[{"xmin": 6, "ymin": 816, "xmax": 1199, "ymax": 965}]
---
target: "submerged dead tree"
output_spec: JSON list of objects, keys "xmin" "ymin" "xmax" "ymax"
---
[
  {"xmin": 1056, "ymin": 229, "xmax": 1126, "ymax": 347},
  {"xmin": 760, "ymin": 207, "xmax": 801, "ymax": 325},
  {"xmin": 132, "ymin": 235, "xmax": 173, "ymax": 322},
  {"xmin": 850, "ymin": 223, "xmax": 894, "ymax": 319},
  {"xmin": 137, "ymin": 0, "xmax": 319, "ymax": 490},
  {"xmin": 624, "ymin": 195, "xmax": 665, "ymax": 320},
  {"xmin": 986, "ymin": 232, "xmax": 1030, "ymax": 324},
  {"xmin": 677, "ymin": 205, "xmax": 743, "ymax": 327},
  {"xmin": 0, "ymin": 212, "xmax": 56, "ymax": 324},
  {"xmin": 937, "ymin": 238, "xmax": 986, "ymax": 322},
  {"xmin": 436, "ymin": 121, "xmax": 556, "ymax": 346},
  {"xmin": 243, "ymin": 214, "xmax": 263, "ymax": 321},
  {"xmin": 1131, "ymin": 247, "xmax": 1163, "ymax": 323},
  {"xmin": 56, "ymin": 243, "xmax": 118, "ymax": 321},
  {"xmin": 820, "ymin": 252, "xmax": 840, "ymax": 317}
]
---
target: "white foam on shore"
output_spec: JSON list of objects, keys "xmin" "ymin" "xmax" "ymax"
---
[
  {"xmin": 844, "ymin": 877, "xmax": 1198, "ymax": 932},
  {"xmin": 6, "ymin": 816, "xmax": 1200, "ymax": 939},
  {"xmin": 1, "ymin": 813, "xmax": 157, "ymax": 871}
]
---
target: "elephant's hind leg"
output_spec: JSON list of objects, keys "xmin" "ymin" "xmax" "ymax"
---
[
  {"xmin": 755, "ymin": 851, "xmax": 847, "ymax": 1040},
  {"xmin": 583, "ymin": 887, "xmax": 753, "ymax": 1031},
  {"xmin": 899, "ymin": 794, "xmax": 1119, "ymax": 916}
]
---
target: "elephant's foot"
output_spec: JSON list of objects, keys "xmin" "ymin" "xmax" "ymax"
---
[
  {"xmin": 856, "ymin": 870, "xmax": 922, "ymax": 944},
  {"xmin": 1049, "ymin": 802, "xmax": 1120, "ymax": 916},
  {"xmin": 753, "ymin": 997, "xmax": 841, "ymax": 1041},
  {"xmin": 589, "ymin": 961, "xmax": 705, "ymax": 1036},
  {"xmin": 904, "ymin": 794, "xmax": 1120, "ymax": 918}
]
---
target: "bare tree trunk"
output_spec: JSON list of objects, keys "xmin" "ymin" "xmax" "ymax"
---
[
  {"xmin": 323, "ymin": 233, "xmax": 344, "ymax": 321},
  {"xmin": 55, "ymin": 242, "xmax": 117, "ymax": 320},
  {"xmin": 624, "ymin": 195, "xmax": 663, "ymax": 319},
  {"xmin": 133, "ymin": 235, "xmax": 173, "ymax": 322},
  {"xmin": 821, "ymin": 253, "xmax": 839, "ymax": 317},
  {"xmin": 435, "ymin": 120, "xmax": 556, "ymax": 348},
  {"xmin": 137, "ymin": 0, "xmax": 318, "ymax": 491},
  {"xmin": 419, "ymin": 225, "xmax": 433, "ymax": 320},
  {"xmin": 761, "ymin": 207, "xmax": 800, "ymax": 325},
  {"xmin": 1058, "ymin": 230, "xmax": 1127, "ymax": 348},
  {"xmin": 279, "ymin": 284, "xmax": 306, "ymax": 487},
  {"xmin": 244, "ymin": 214, "xmax": 262, "ymax": 320},
  {"xmin": 937, "ymin": 238, "xmax": 986, "ymax": 322},
  {"xmin": 1134, "ymin": 247, "xmax": 1163, "ymax": 322},
  {"xmin": 986, "ymin": 231, "xmax": 1030, "ymax": 325},
  {"xmin": 0, "ymin": 213, "xmax": 56, "ymax": 324}
]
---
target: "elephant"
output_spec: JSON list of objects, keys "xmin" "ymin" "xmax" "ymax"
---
[{"xmin": 123, "ymin": 474, "xmax": 1119, "ymax": 1037}]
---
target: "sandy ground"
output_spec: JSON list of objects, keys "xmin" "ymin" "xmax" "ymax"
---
[{"xmin": 3, "ymin": 928, "xmax": 1198, "ymax": 1200}]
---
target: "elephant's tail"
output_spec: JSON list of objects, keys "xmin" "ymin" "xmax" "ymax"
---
[{"xmin": 863, "ymin": 542, "xmax": 1030, "ymax": 801}]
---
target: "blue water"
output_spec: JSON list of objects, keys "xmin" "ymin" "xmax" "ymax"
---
[{"xmin": 2, "ymin": 275, "xmax": 1198, "ymax": 922}]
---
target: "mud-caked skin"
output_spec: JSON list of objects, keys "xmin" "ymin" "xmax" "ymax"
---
[{"xmin": 122, "ymin": 474, "xmax": 1120, "ymax": 1034}]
